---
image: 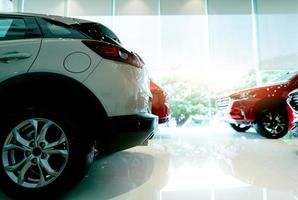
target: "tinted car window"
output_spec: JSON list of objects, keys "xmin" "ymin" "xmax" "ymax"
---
[
  {"xmin": 73, "ymin": 23, "xmax": 121, "ymax": 44},
  {"xmin": 0, "ymin": 18, "xmax": 26, "ymax": 40},
  {"xmin": 0, "ymin": 16, "xmax": 41, "ymax": 40},
  {"xmin": 0, "ymin": 19, "xmax": 12, "ymax": 37},
  {"xmin": 37, "ymin": 18, "xmax": 87, "ymax": 39}
]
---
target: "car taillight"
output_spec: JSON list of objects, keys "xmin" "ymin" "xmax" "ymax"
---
[{"xmin": 82, "ymin": 40, "xmax": 144, "ymax": 68}]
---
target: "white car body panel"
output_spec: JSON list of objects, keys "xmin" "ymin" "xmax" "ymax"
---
[
  {"xmin": 0, "ymin": 39, "xmax": 41, "ymax": 81},
  {"xmin": 29, "ymin": 38, "xmax": 102, "ymax": 82},
  {"xmin": 29, "ymin": 38, "xmax": 151, "ymax": 117},
  {"xmin": 84, "ymin": 59, "xmax": 151, "ymax": 116}
]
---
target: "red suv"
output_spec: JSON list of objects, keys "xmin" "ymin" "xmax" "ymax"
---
[
  {"xmin": 287, "ymin": 88, "xmax": 298, "ymax": 132},
  {"xmin": 216, "ymin": 71, "xmax": 298, "ymax": 138}
]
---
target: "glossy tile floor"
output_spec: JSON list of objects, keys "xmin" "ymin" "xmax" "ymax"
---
[{"xmin": 2, "ymin": 121, "xmax": 298, "ymax": 200}]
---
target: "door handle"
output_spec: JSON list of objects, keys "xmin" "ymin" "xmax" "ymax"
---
[{"xmin": 0, "ymin": 52, "xmax": 32, "ymax": 63}]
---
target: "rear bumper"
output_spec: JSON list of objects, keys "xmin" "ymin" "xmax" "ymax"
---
[
  {"xmin": 101, "ymin": 113, "xmax": 158, "ymax": 152},
  {"xmin": 152, "ymin": 104, "xmax": 170, "ymax": 124}
]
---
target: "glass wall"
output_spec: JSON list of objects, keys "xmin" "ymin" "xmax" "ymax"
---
[
  {"xmin": 259, "ymin": 14, "xmax": 298, "ymax": 70},
  {"xmin": 0, "ymin": 0, "xmax": 13, "ymax": 12},
  {"xmin": 14, "ymin": 0, "xmax": 298, "ymax": 78},
  {"xmin": 257, "ymin": 0, "xmax": 298, "ymax": 70}
]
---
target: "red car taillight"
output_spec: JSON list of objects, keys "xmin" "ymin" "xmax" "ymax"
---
[{"xmin": 82, "ymin": 40, "xmax": 144, "ymax": 68}]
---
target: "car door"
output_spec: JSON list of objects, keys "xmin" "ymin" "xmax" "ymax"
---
[{"xmin": 0, "ymin": 15, "xmax": 42, "ymax": 81}]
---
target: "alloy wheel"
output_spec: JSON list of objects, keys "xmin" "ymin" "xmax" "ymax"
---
[
  {"xmin": 2, "ymin": 118, "xmax": 69, "ymax": 188},
  {"xmin": 261, "ymin": 111, "xmax": 286, "ymax": 137}
]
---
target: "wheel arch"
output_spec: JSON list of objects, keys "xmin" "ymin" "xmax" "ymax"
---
[
  {"xmin": 0, "ymin": 72, "xmax": 108, "ymax": 139},
  {"xmin": 253, "ymin": 96, "xmax": 287, "ymax": 117}
]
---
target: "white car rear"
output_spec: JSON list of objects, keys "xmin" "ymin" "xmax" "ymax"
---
[{"xmin": 0, "ymin": 13, "xmax": 157, "ymax": 199}]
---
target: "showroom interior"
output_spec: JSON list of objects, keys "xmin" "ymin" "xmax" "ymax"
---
[{"xmin": 1, "ymin": 0, "xmax": 298, "ymax": 199}]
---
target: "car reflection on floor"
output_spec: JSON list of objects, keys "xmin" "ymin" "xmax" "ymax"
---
[{"xmin": 63, "ymin": 144, "xmax": 170, "ymax": 200}]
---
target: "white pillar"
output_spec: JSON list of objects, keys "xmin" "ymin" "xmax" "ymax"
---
[
  {"xmin": 251, "ymin": 0, "xmax": 262, "ymax": 85},
  {"xmin": 64, "ymin": 0, "xmax": 69, "ymax": 16}
]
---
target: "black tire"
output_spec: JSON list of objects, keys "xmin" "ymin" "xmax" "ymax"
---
[
  {"xmin": 229, "ymin": 123, "xmax": 251, "ymax": 132},
  {"xmin": 0, "ymin": 105, "xmax": 95, "ymax": 199},
  {"xmin": 254, "ymin": 108, "xmax": 288, "ymax": 139}
]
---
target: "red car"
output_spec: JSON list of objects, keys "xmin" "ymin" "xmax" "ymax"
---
[
  {"xmin": 287, "ymin": 88, "xmax": 298, "ymax": 132},
  {"xmin": 216, "ymin": 71, "xmax": 298, "ymax": 138},
  {"xmin": 150, "ymin": 80, "xmax": 170, "ymax": 123}
]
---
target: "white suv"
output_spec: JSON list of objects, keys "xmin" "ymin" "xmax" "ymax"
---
[{"xmin": 0, "ymin": 13, "xmax": 157, "ymax": 198}]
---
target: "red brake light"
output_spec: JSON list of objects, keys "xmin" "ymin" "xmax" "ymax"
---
[
  {"xmin": 97, "ymin": 46, "xmax": 119, "ymax": 58},
  {"xmin": 82, "ymin": 40, "xmax": 144, "ymax": 68}
]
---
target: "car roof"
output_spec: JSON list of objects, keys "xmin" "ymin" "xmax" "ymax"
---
[{"xmin": 0, "ymin": 12, "xmax": 92, "ymax": 25}]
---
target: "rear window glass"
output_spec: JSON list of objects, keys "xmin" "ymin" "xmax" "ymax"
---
[
  {"xmin": 73, "ymin": 23, "xmax": 121, "ymax": 44},
  {"xmin": 38, "ymin": 18, "xmax": 87, "ymax": 39},
  {"xmin": 0, "ymin": 18, "xmax": 26, "ymax": 40}
]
